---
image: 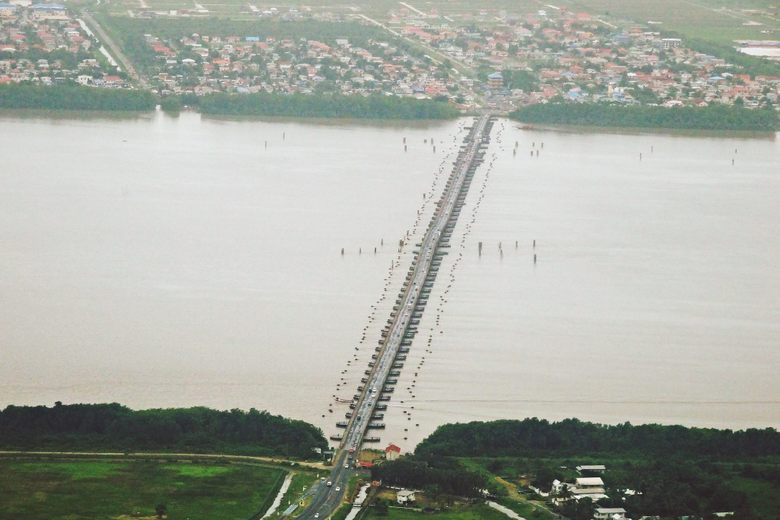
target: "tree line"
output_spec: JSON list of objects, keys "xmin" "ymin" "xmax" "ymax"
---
[
  {"xmin": 0, "ymin": 402, "xmax": 327, "ymax": 459},
  {"xmin": 370, "ymin": 456, "xmax": 486, "ymax": 498},
  {"xmin": 414, "ymin": 418, "xmax": 780, "ymax": 459},
  {"xmin": 510, "ymin": 103, "xmax": 778, "ymax": 131},
  {"xmin": 198, "ymin": 92, "xmax": 459, "ymax": 119},
  {"xmin": 0, "ymin": 84, "xmax": 156, "ymax": 111},
  {"xmin": 0, "ymin": 84, "xmax": 458, "ymax": 119}
]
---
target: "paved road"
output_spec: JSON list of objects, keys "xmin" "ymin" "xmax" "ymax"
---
[
  {"xmin": 296, "ymin": 114, "xmax": 492, "ymax": 519},
  {"xmin": 80, "ymin": 10, "xmax": 145, "ymax": 87}
]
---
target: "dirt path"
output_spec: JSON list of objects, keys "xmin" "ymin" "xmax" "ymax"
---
[{"xmin": 0, "ymin": 450, "xmax": 328, "ymax": 470}]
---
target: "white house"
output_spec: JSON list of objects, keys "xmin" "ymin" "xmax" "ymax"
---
[
  {"xmin": 576, "ymin": 464, "xmax": 606, "ymax": 474},
  {"xmin": 396, "ymin": 489, "xmax": 415, "ymax": 505},
  {"xmin": 576, "ymin": 477, "xmax": 604, "ymax": 490},
  {"xmin": 571, "ymin": 476, "xmax": 608, "ymax": 502},
  {"xmin": 594, "ymin": 507, "xmax": 627, "ymax": 520}
]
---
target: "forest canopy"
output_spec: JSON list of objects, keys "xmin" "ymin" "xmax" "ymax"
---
[
  {"xmin": 509, "ymin": 103, "xmax": 778, "ymax": 132},
  {"xmin": 198, "ymin": 92, "xmax": 459, "ymax": 119},
  {"xmin": 0, "ymin": 402, "xmax": 327, "ymax": 459},
  {"xmin": 0, "ymin": 84, "xmax": 156, "ymax": 111},
  {"xmin": 414, "ymin": 418, "xmax": 780, "ymax": 459}
]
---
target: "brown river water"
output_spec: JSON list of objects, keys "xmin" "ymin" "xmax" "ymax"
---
[{"xmin": 1, "ymin": 111, "xmax": 778, "ymax": 451}]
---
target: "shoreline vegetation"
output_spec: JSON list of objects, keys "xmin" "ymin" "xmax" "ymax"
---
[
  {"xmin": 2, "ymin": 85, "xmax": 777, "ymax": 130},
  {"xmin": 0, "ymin": 84, "xmax": 156, "ymax": 112},
  {"xmin": 510, "ymin": 103, "xmax": 779, "ymax": 132},
  {"xmin": 0, "ymin": 84, "xmax": 458, "ymax": 120},
  {"xmin": 373, "ymin": 418, "xmax": 780, "ymax": 520},
  {"xmin": 0, "ymin": 402, "xmax": 327, "ymax": 459}
]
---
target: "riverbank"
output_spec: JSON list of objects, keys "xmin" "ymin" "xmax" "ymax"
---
[
  {"xmin": 510, "ymin": 103, "xmax": 778, "ymax": 132},
  {"xmin": 0, "ymin": 84, "xmax": 458, "ymax": 120},
  {"xmin": 0, "ymin": 84, "xmax": 156, "ymax": 112},
  {"xmin": 0, "ymin": 403, "xmax": 327, "ymax": 460}
]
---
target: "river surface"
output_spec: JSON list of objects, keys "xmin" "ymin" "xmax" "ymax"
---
[{"xmin": 1, "ymin": 111, "xmax": 778, "ymax": 451}]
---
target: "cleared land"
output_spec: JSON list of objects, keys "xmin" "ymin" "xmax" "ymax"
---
[
  {"xmin": 0, "ymin": 458, "xmax": 290, "ymax": 520},
  {"xmin": 363, "ymin": 504, "xmax": 516, "ymax": 520}
]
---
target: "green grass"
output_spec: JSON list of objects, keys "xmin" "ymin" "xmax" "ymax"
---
[
  {"xmin": 560, "ymin": 0, "xmax": 780, "ymax": 46},
  {"xmin": 0, "ymin": 459, "xmax": 287, "ymax": 520},
  {"xmin": 729, "ymin": 476, "xmax": 780, "ymax": 519},
  {"xmin": 11, "ymin": 460, "xmax": 124, "ymax": 480},
  {"xmin": 161, "ymin": 463, "xmax": 233, "ymax": 478},
  {"xmin": 363, "ymin": 504, "xmax": 514, "ymax": 520}
]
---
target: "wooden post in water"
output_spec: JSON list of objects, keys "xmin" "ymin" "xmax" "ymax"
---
[
  {"xmin": 478, "ymin": 241, "xmax": 483, "ymax": 256},
  {"xmin": 341, "ymin": 248, "xmax": 344, "ymax": 255}
]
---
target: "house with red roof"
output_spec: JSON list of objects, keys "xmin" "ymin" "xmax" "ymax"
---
[{"xmin": 385, "ymin": 443, "xmax": 401, "ymax": 461}]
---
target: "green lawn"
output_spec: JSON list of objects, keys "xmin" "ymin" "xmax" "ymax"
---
[
  {"xmin": 729, "ymin": 476, "xmax": 780, "ymax": 519},
  {"xmin": 0, "ymin": 458, "xmax": 286, "ymax": 520},
  {"xmin": 363, "ymin": 504, "xmax": 513, "ymax": 520}
]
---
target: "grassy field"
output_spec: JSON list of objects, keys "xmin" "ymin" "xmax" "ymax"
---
[
  {"xmin": 0, "ymin": 458, "xmax": 288, "ymax": 520},
  {"xmin": 561, "ymin": 0, "xmax": 780, "ymax": 45},
  {"xmin": 363, "ymin": 503, "xmax": 515, "ymax": 520}
]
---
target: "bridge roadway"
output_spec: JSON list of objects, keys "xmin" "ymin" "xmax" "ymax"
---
[{"xmin": 296, "ymin": 114, "xmax": 492, "ymax": 519}]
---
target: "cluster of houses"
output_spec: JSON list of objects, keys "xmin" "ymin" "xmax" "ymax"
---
[
  {"xmin": 141, "ymin": 30, "xmax": 476, "ymax": 103},
  {"xmin": 388, "ymin": 5, "xmax": 780, "ymax": 109},
  {"xmin": 532, "ymin": 464, "xmax": 630, "ymax": 520},
  {"xmin": 1, "ymin": 0, "xmax": 778, "ymax": 113},
  {"xmin": 0, "ymin": 2, "xmax": 126, "ymax": 87}
]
